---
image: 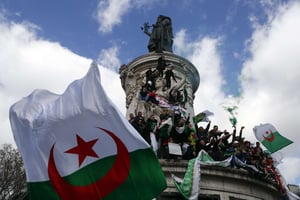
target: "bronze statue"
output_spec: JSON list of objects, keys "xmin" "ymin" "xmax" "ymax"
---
[{"xmin": 142, "ymin": 15, "xmax": 174, "ymax": 53}]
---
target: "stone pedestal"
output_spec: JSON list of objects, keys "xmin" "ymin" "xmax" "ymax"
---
[
  {"xmin": 158, "ymin": 159, "xmax": 281, "ymax": 200},
  {"xmin": 119, "ymin": 49, "xmax": 281, "ymax": 200},
  {"xmin": 119, "ymin": 51, "xmax": 200, "ymax": 121}
]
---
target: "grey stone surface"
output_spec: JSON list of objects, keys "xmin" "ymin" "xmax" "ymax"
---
[
  {"xmin": 120, "ymin": 44, "xmax": 281, "ymax": 200},
  {"xmin": 158, "ymin": 159, "xmax": 281, "ymax": 200},
  {"xmin": 120, "ymin": 52, "xmax": 200, "ymax": 121}
]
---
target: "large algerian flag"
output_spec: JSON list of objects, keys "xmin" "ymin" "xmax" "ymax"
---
[
  {"xmin": 9, "ymin": 62, "xmax": 166, "ymax": 200},
  {"xmin": 253, "ymin": 123, "xmax": 293, "ymax": 153}
]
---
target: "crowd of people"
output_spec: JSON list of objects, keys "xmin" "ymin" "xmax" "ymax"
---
[
  {"xmin": 128, "ymin": 110, "xmax": 288, "ymax": 198},
  {"xmin": 139, "ymin": 55, "xmax": 180, "ymax": 105},
  {"xmin": 128, "ymin": 55, "xmax": 290, "ymax": 198}
]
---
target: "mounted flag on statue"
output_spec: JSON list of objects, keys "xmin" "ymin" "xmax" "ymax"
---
[
  {"xmin": 9, "ymin": 62, "xmax": 166, "ymax": 200},
  {"xmin": 253, "ymin": 123, "xmax": 293, "ymax": 153}
]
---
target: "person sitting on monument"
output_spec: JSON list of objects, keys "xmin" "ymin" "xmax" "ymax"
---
[
  {"xmin": 250, "ymin": 142, "xmax": 264, "ymax": 170},
  {"xmin": 159, "ymin": 109, "xmax": 170, "ymax": 121},
  {"xmin": 134, "ymin": 118, "xmax": 147, "ymax": 143},
  {"xmin": 208, "ymin": 125, "xmax": 222, "ymax": 143},
  {"xmin": 134, "ymin": 111, "xmax": 146, "ymax": 125},
  {"xmin": 145, "ymin": 80, "xmax": 156, "ymax": 91},
  {"xmin": 168, "ymin": 88, "xmax": 185, "ymax": 106},
  {"xmin": 146, "ymin": 114, "xmax": 159, "ymax": 152},
  {"xmin": 157, "ymin": 117, "xmax": 172, "ymax": 159},
  {"xmin": 209, "ymin": 137, "xmax": 225, "ymax": 161},
  {"xmin": 138, "ymin": 86, "xmax": 149, "ymax": 101},
  {"xmin": 169, "ymin": 117, "xmax": 190, "ymax": 149},
  {"xmin": 182, "ymin": 122, "xmax": 198, "ymax": 160},
  {"xmin": 147, "ymin": 89, "xmax": 159, "ymax": 105},
  {"xmin": 164, "ymin": 65, "xmax": 177, "ymax": 90},
  {"xmin": 170, "ymin": 117, "xmax": 186, "ymax": 143},
  {"xmin": 145, "ymin": 68, "xmax": 153, "ymax": 83},
  {"xmin": 177, "ymin": 90, "xmax": 185, "ymax": 105},
  {"xmin": 196, "ymin": 138, "xmax": 212, "ymax": 155},
  {"xmin": 196, "ymin": 121, "xmax": 211, "ymax": 143},
  {"xmin": 128, "ymin": 113, "xmax": 135, "ymax": 126},
  {"xmin": 153, "ymin": 67, "xmax": 186, "ymax": 100},
  {"xmin": 168, "ymin": 89, "xmax": 177, "ymax": 105},
  {"xmin": 219, "ymin": 130, "xmax": 232, "ymax": 149},
  {"xmin": 157, "ymin": 56, "xmax": 168, "ymax": 77}
]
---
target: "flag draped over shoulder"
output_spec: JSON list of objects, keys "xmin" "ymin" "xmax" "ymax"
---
[
  {"xmin": 253, "ymin": 123, "xmax": 293, "ymax": 153},
  {"xmin": 9, "ymin": 62, "xmax": 166, "ymax": 200}
]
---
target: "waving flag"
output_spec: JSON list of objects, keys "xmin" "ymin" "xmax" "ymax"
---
[
  {"xmin": 193, "ymin": 110, "xmax": 214, "ymax": 124},
  {"xmin": 10, "ymin": 62, "xmax": 166, "ymax": 200},
  {"xmin": 224, "ymin": 106, "xmax": 238, "ymax": 126},
  {"xmin": 253, "ymin": 123, "xmax": 293, "ymax": 153}
]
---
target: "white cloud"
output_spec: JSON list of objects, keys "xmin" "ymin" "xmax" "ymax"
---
[
  {"xmin": 95, "ymin": 0, "xmax": 161, "ymax": 33},
  {"xmin": 239, "ymin": 0, "xmax": 300, "ymax": 139},
  {"xmin": 174, "ymin": 1, "xmax": 300, "ymax": 185},
  {"xmin": 1, "ymin": 0, "xmax": 300, "ymax": 187},
  {"xmin": 96, "ymin": 0, "xmax": 131, "ymax": 33},
  {"xmin": 174, "ymin": 29, "xmax": 231, "ymax": 130},
  {"xmin": 278, "ymin": 157, "xmax": 300, "ymax": 186},
  {"xmin": 237, "ymin": 1, "xmax": 300, "ymax": 184},
  {"xmin": 0, "ymin": 16, "xmax": 125, "ymax": 146},
  {"xmin": 97, "ymin": 45, "xmax": 121, "ymax": 72}
]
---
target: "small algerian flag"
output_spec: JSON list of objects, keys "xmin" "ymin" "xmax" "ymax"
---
[
  {"xmin": 225, "ymin": 106, "xmax": 238, "ymax": 115},
  {"xmin": 10, "ymin": 62, "xmax": 166, "ymax": 200},
  {"xmin": 229, "ymin": 117, "xmax": 237, "ymax": 126},
  {"xmin": 193, "ymin": 110, "xmax": 214, "ymax": 124},
  {"xmin": 253, "ymin": 123, "xmax": 293, "ymax": 153},
  {"xmin": 223, "ymin": 106, "xmax": 238, "ymax": 126}
]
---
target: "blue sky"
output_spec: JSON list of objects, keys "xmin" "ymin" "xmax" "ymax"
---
[
  {"xmin": 1, "ymin": 0, "xmax": 300, "ymax": 187},
  {"xmin": 1, "ymin": 0, "xmax": 271, "ymax": 95}
]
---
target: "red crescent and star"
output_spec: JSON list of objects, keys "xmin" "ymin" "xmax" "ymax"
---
[
  {"xmin": 47, "ymin": 127, "xmax": 130, "ymax": 200},
  {"xmin": 64, "ymin": 134, "xmax": 99, "ymax": 167},
  {"xmin": 263, "ymin": 130, "xmax": 275, "ymax": 142}
]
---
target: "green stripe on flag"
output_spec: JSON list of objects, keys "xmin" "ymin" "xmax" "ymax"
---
[
  {"xmin": 261, "ymin": 131, "xmax": 293, "ymax": 153},
  {"xmin": 173, "ymin": 158, "xmax": 196, "ymax": 199},
  {"xmin": 193, "ymin": 113, "xmax": 206, "ymax": 124},
  {"xmin": 28, "ymin": 148, "xmax": 166, "ymax": 200}
]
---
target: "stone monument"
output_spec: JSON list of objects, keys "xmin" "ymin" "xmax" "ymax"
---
[
  {"xmin": 142, "ymin": 15, "xmax": 174, "ymax": 52},
  {"xmin": 119, "ymin": 52, "xmax": 199, "ymax": 122},
  {"xmin": 121, "ymin": 15, "xmax": 199, "ymax": 123},
  {"xmin": 119, "ymin": 15, "xmax": 281, "ymax": 200}
]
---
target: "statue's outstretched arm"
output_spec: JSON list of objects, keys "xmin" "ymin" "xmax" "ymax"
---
[{"xmin": 142, "ymin": 22, "xmax": 151, "ymax": 37}]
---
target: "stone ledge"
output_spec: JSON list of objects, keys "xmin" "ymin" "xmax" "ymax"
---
[{"xmin": 159, "ymin": 159, "xmax": 281, "ymax": 200}]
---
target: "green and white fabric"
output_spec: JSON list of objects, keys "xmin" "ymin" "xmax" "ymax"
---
[
  {"xmin": 10, "ymin": 62, "xmax": 166, "ymax": 200},
  {"xmin": 253, "ymin": 123, "xmax": 293, "ymax": 153},
  {"xmin": 172, "ymin": 150, "xmax": 232, "ymax": 200}
]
